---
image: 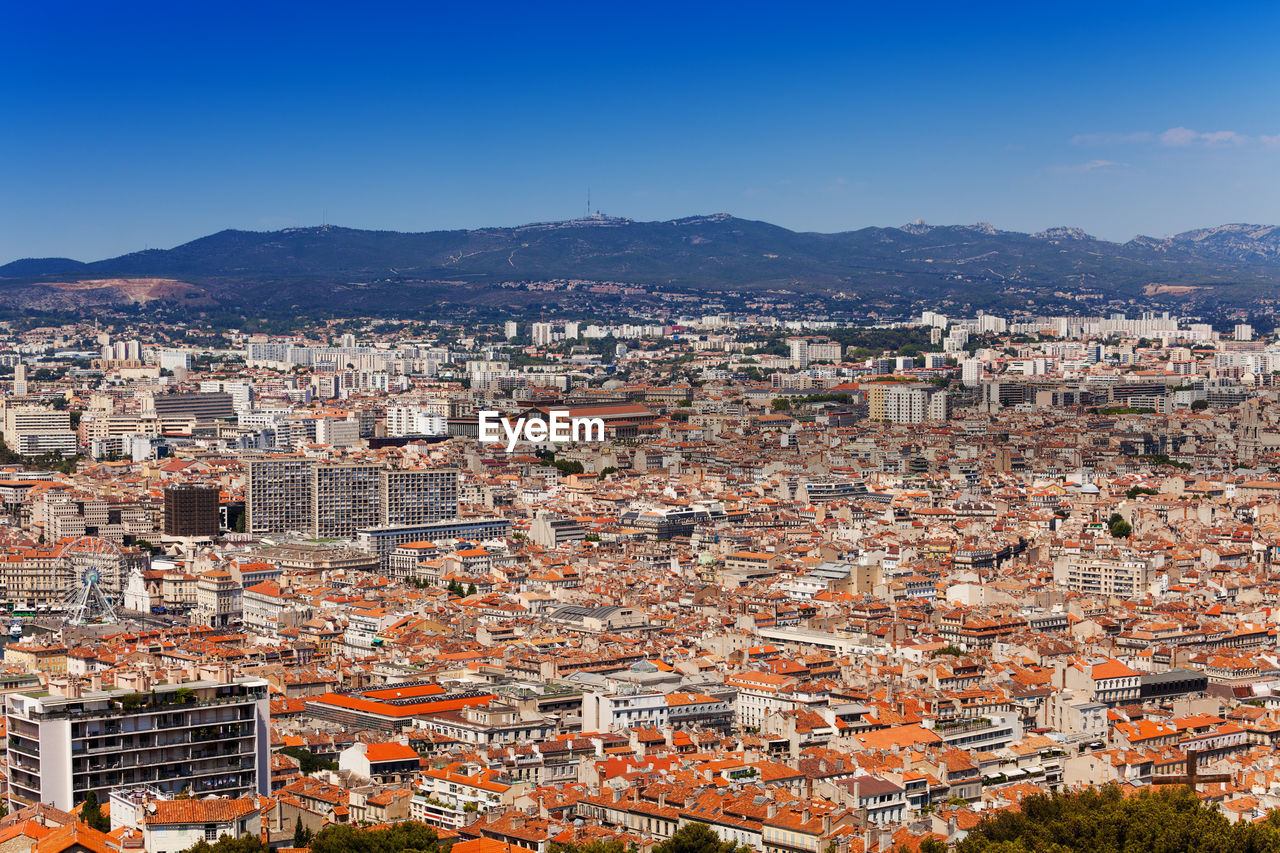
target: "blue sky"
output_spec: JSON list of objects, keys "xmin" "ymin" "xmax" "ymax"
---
[{"xmin": 4, "ymin": 1, "xmax": 1280, "ymax": 261}]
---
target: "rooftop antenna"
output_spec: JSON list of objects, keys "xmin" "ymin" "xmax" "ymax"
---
[
  {"xmin": 586, "ymin": 187, "xmax": 591, "ymax": 218},
  {"xmin": 322, "ymin": 208, "xmax": 328, "ymax": 227}
]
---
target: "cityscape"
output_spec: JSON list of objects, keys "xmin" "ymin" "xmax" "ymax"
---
[{"xmin": 7, "ymin": 2, "xmax": 1280, "ymax": 852}]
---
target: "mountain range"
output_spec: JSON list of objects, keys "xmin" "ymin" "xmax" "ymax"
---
[{"xmin": 4, "ymin": 215, "xmax": 1280, "ymax": 320}]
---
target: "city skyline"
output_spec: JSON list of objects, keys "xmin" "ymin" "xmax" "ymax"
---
[{"xmin": 6, "ymin": 1, "xmax": 1280, "ymax": 261}]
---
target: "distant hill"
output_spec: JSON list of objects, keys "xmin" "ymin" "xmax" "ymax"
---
[
  {"xmin": 4, "ymin": 215, "xmax": 1280, "ymax": 318},
  {"xmin": 0, "ymin": 257, "xmax": 87, "ymax": 277}
]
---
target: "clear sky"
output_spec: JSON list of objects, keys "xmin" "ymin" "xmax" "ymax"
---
[{"xmin": 5, "ymin": 1, "xmax": 1280, "ymax": 262}]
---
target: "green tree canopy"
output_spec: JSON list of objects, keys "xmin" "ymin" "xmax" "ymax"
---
[
  {"xmin": 956, "ymin": 786, "xmax": 1280, "ymax": 853},
  {"xmin": 308, "ymin": 822, "xmax": 443, "ymax": 853},
  {"xmin": 279, "ymin": 745, "xmax": 338, "ymax": 775},
  {"xmin": 177, "ymin": 836, "xmax": 268, "ymax": 853},
  {"xmin": 80, "ymin": 790, "xmax": 110, "ymax": 832},
  {"xmin": 653, "ymin": 822, "xmax": 749, "ymax": 853}
]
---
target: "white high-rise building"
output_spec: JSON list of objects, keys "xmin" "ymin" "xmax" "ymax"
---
[
  {"xmin": 564, "ymin": 321, "xmax": 580, "ymax": 340},
  {"xmin": 531, "ymin": 322, "xmax": 555, "ymax": 347},
  {"xmin": 504, "ymin": 321, "xmax": 519, "ymax": 340},
  {"xmin": 961, "ymin": 358, "xmax": 982, "ymax": 385},
  {"xmin": 315, "ymin": 417, "xmax": 360, "ymax": 448},
  {"xmin": 788, "ymin": 338, "xmax": 809, "ymax": 368},
  {"xmin": 11, "ymin": 363, "xmax": 27, "ymax": 397},
  {"xmin": 159, "ymin": 350, "xmax": 193, "ymax": 371},
  {"xmin": 386, "ymin": 405, "xmax": 448, "ymax": 437}
]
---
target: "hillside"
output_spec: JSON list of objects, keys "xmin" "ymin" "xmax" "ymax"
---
[{"xmin": 4, "ymin": 215, "xmax": 1280, "ymax": 319}]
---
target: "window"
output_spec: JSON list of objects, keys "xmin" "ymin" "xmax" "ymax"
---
[{"xmin": 205, "ymin": 826, "xmax": 219, "ymax": 842}]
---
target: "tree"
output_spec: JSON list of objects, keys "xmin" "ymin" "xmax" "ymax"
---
[
  {"xmin": 81, "ymin": 790, "xmax": 110, "ymax": 832},
  {"xmin": 1191, "ymin": 399, "xmax": 1209, "ymax": 411},
  {"xmin": 465, "ymin": 583, "xmax": 477, "ymax": 597},
  {"xmin": 294, "ymin": 816, "xmax": 311, "ymax": 847},
  {"xmin": 548, "ymin": 842, "xmax": 626, "ymax": 853},
  {"xmin": 177, "ymin": 836, "xmax": 268, "ymax": 853},
  {"xmin": 653, "ymin": 822, "xmax": 748, "ymax": 853},
  {"xmin": 771, "ymin": 398, "xmax": 791, "ymax": 411},
  {"xmin": 1107, "ymin": 513, "xmax": 1131, "ymax": 538},
  {"xmin": 308, "ymin": 821, "xmax": 441, "ymax": 853},
  {"xmin": 279, "ymin": 745, "xmax": 338, "ymax": 775},
  {"xmin": 552, "ymin": 458, "xmax": 585, "ymax": 476},
  {"xmin": 955, "ymin": 786, "xmax": 1279, "ymax": 853}
]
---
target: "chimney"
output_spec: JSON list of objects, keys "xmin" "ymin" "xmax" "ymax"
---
[
  {"xmin": 767, "ymin": 801, "xmax": 777, "ymax": 819},
  {"xmin": 658, "ymin": 792, "xmax": 666, "ymax": 809},
  {"xmin": 802, "ymin": 807, "xmax": 811, "ymax": 825},
  {"xmin": 822, "ymin": 814, "xmax": 832, "ymax": 835},
  {"xmin": 89, "ymin": 672, "xmax": 103, "ymax": 692}
]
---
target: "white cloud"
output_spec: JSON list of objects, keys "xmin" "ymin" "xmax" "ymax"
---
[
  {"xmin": 1071, "ymin": 131, "xmax": 1154, "ymax": 146},
  {"xmin": 1075, "ymin": 126, "xmax": 1278, "ymax": 149},
  {"xmin": 1199, "ymin": 130, "xmax": 1249, "ymax": 146},
  {"xmin": 1159, "ymin": 126, "xmax": 1199, "ymax": 146},
  {"xmin": 1052, "ymin": 160, "xmax": 1128, "ymax": 173}
]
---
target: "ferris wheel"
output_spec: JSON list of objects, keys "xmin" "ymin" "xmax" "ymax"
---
[{"xmin": 58, "ymin": 536, "xmax": 125, "ymax": 625}]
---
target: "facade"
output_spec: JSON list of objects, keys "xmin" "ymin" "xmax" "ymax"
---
[
  {"xmin": 2, "ymin": 406, "xmax": 76, "ymax": 455},
  {"xmin": 410, "ymin": 762, "xmax": 513, "ymax": 829},
  {"xmin": 246, "ymin": 456, "xmax": 458, "ymax": 538},
  {"xmin": 246, "ymin": 456, "xmax": 314, "ymax": 535},
  {"xmin": 195, "ymin": 570, "xmax": 243, "ymax": 628},
  {"xmin": 313, "ymin": 462, "xmax": 382, "ymax": 538},
  {"xmin": 152, "ymin": 392, "xmax": 236, "ymax": 420},
  {"xmin": 163, "ymin": 483, "xmax": 220, "ymax": 537},
  {"xmin": 381, "ymin": 468, "xmax": 459, "ymax": 527},
  {"xmin": 582, "ymin": 690, "xmax": 669, "ymax": 732},
  {"xmin": 355, "ymin": 517, "xmax": 512, "ymax": 570},
  {"xmin": 1052, "ymin": 555, "xmax": 1153, "ymax": 597},
  {"xmin": 6, "ymin": 675, "xmax": 270, "ymax": 810}
]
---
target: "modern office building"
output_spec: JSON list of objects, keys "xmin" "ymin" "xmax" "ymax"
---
[
  {"xmin": 6, "ymin": 674, "xmax": 270, "ymax": 811},
  {"xmin": 151, "ymin": 392, "xmax": 236, "ymax": 421},
  {"xmin": 163, "ymin": 484, "xmax": 220, "ymax": 537}
]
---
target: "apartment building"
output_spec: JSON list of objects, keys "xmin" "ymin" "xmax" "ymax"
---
[
  {"xmin": 385, "ymin": 405, "xmax": 448, "ymax": 437},
  {"xmin": 313, "ymin": 462, "xmax": 382, "ymax": 538},
  {"xmin": 582, "ymin": 690, "xmax": 669, "ymax": 732},
  {"xmin": 246, "ymin": 456, "xmax": 458, "ymax": 538},
  {"xmin": 245, "ymin": 456, "xmax": 314, "ymax": 535},
  {"xmin": 1052, "ymin": 555, "xmax": 1153, "ymax": 597},
  {"xmin": 381, "ymin": 468, "xmax": 458, "ymax": 527},
  {"xmin": 2, "ymin": 405, "xmax": 76, "ymax": 455},
  {"xmin": 195, "ymin": 570, "xmax": 243, "ymax": 628},
  {"xmin": 726, "ymin": 671, "xmax": 799, "ymax": 729},
  {"xmin": 410, "ymin": 762, "xmax": 513, "ymax": 829},
  {"xmin": 5, "ymin": 673, "xmax": 270, "ymax": 811}
]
